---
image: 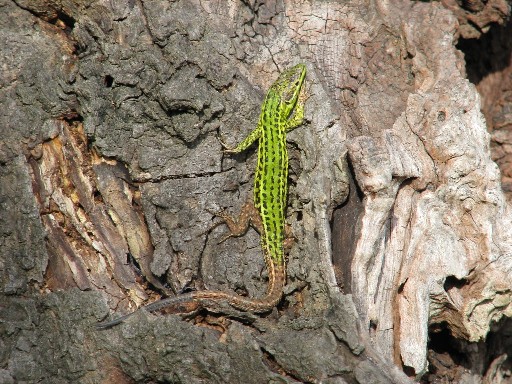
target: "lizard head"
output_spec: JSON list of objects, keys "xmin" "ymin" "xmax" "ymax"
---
[{"xmin": 270, "ymin": 63, "xmax": 307, "ymax": 116}]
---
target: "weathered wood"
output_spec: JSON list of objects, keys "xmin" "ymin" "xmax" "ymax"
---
[{"xmin": 1, "ymin": 0, "xmax": 511, "ymax": 382}]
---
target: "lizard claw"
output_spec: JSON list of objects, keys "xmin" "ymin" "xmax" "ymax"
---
[
  {"xmin": 216, "ymin": 136, "xmax": 236, "ymax": 154},
  {"xmin": 203, "ymin": 207, "xmax": 233, "ymax": 243},
  {"xmin": 208, "ymin": 208, "xmax": 236, "ymax": 244},
  {"xmin": 217, "ymin": 233, "xmax": 234, "ymax": 244},
  {"xmin": 198, "ymin": 207, "xmax": 223, "ymax": 237},
  {"xmin": 204, "ymin": 206, "xmax": 244, "ymax": 244}
]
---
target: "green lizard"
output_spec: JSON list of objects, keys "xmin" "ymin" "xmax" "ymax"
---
[{"xmin": 96, "ymin": 63, "xmax": 307, "ymax": 328}]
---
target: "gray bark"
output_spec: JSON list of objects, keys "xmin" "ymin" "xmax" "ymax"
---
[{"xmin": 1, "ymin": 0, "xmax": 511, "ymax": 383}]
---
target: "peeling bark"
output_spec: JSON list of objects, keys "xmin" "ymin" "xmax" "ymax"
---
[{"xmin": 1, "ymin": 0, "xmax": 512, "ymax": 383}]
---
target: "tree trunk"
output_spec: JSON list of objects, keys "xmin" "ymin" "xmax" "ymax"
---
[{"xmin": 1, "ymin": 0, "xmax": 511, "ymax": 382}]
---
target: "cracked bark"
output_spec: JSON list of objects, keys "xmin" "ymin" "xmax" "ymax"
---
[{"xmin": 1, "ymin": 0, "xmax": 512, "ymax": 383}]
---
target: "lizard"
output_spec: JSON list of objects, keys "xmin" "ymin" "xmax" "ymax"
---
[{"xmin": 96, "ymin": 63, "xmax": 307, "ymax": 329}]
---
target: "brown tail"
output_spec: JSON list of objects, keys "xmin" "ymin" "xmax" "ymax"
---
[{"xmin": 96, "ymin": 264, "xmax": 285, "ymax": 329}]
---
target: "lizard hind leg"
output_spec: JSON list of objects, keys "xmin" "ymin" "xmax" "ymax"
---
[{"xmin": 212, "ymin": 200, "xmax": 262, "ymax": 244}]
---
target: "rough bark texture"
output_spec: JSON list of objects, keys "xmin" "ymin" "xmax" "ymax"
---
[{"xmin": 1, "ymin": 0, "xmax": 511, "ymax": 383}]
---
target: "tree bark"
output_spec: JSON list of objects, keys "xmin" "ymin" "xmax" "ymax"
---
[{"xmin": 1, "ymin": 0, "xmax": 511, "ymax": 383}]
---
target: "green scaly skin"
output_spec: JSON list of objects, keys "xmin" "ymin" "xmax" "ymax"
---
[{"xmin": 96, "ymin": 64, "xmax": 306, "ymax": 329}]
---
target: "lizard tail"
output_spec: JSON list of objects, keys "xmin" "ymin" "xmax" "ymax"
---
[{"xmin": 95, "ymin": 264, "xmax": 285, "ymax": 329}]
